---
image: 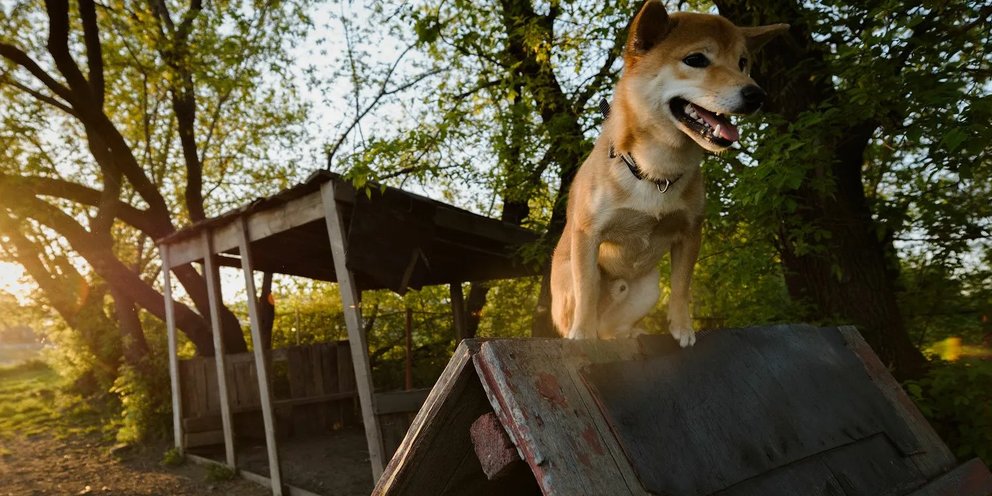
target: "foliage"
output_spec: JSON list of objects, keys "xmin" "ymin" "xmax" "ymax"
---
[
  {"xmin": 205, "ymin": 463, "xmax": 237, "ymax": 482},
  {"xmin": 0, "ymin": 359, "xmax": 115, "ymax": 439},
  {"xmin": 161, "ymin": 447, "xmax": 186, "ymax": 467},
  {"xmin": 906, "ymin": 358, "xmax": 992, "ymax": 466}
]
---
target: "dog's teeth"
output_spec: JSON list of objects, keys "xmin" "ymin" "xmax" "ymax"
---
[{"xmin": 714, "ymin": 124, "xmax": 722, "ymax": 137}]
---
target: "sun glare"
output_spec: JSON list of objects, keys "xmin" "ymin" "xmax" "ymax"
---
[{"xmin": 0, "ymin": 262, "xmax": 33, "ymax": 302}]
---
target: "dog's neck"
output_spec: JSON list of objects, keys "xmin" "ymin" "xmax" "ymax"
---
[{"xmin": 608, "ymin": 93, "xmax": 705, "ymax": 180}]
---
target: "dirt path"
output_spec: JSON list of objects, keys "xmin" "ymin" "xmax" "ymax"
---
[{"xmin": 0, "ymin": 434, "xmax": 271, "ymax": 496}]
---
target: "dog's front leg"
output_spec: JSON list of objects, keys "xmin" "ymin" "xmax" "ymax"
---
[
  {"xmin": 668, "ymin": 223, "xmax": 701, "ymax": 347},
  {"xmin": 568, "ymin": 227, "xmax": 601, "ymax": 339}
]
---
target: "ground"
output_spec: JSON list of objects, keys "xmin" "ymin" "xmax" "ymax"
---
[
  {"xmin": 0, "ymin": 359, "xmax": 268, "ymax": 496},
  {"xmin": 0, "ymin": 434, "xmax": 270, "ymax": 496}
]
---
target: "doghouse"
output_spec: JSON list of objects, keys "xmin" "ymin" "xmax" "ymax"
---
[{"xmin": 375, "ymin": 324, "xmax": 992, "ymax": 496}]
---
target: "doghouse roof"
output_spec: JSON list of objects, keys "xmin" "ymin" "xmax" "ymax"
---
[
  {"xmin": 373, "ymin": 325, "xmax": 992, "ymax": 496},
  {"xmin": 156, "ymin": 170, "xmax": 538, "ymax": 292}
]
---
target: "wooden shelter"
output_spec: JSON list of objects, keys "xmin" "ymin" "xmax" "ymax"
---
[
  {"xmin": 374, "ymin": 324, "xmax": 992, "ymax": 496},
  {"xmin": 156, "ymin": 170, "xmax": 537, "ymax": 495}
]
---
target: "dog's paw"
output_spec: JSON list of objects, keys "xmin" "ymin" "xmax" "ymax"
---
[{"xmin": 669, "ymin": 326, "xmax": 696, "ymax": 348}]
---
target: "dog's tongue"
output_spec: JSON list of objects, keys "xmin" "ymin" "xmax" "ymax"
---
[{"xmin": 691, "ymin": 104, "xmax": 740, "ymax": 142}]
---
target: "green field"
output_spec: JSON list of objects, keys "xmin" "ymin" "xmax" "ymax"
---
[{"xmin": 0, "ymin": 360, "xmax": 60, "ymax": 437}]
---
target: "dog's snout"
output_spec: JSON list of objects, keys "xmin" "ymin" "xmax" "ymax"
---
[{"xmin": 740, "ymin": 85, "xmax": 766, "ymax": 113}]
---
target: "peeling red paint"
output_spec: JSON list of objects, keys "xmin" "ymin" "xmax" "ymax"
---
[
  {"xmin": 577, "ymin": 451, "xmax": 592, "ymax": 468},
  {"xmin": 581, "ymin": 425, "xmax": 605, "ymax": 456},
  {"xmin": 535, "ymin": 372, "xmax": 568, "ymax": 409}
]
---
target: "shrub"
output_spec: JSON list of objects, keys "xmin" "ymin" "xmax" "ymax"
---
[{"xmin": 906, "ymin": 358, "xmax": 992, "ymax": 466}]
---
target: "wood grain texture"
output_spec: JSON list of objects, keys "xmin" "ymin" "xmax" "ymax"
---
[
  {"xmin": 837, "ymin": 326, "xmax": 956, "ymax": 478},
  {"xmin": 373, "ymin": 340, "xmax": 492, "ymax": 495},
  {"xmin": 473, "ymin": 338, "xmax": 648, "ymax": 496},
  {"xmin": 583, "ymin": 325, "xmax": 923, "ymax": 495},
  {"xmin": 908, "ymin": 458, "xmax": 992, "ymax": 496}
]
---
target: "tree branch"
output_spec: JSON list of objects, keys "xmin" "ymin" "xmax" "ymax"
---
[
  {"xmin": 0, "ymin": 173, "xmax": 162, "ymax": 237},
  {"xmin": 79, "ymin": 0, "xmax": 105, "ymax": 107},
  {"xmin": 0, "ymin": 42, "xmax": 74, "ymax": 102}
]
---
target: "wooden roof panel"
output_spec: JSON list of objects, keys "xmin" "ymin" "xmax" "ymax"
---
[{"xmin": 159, "ymin": 171, "xmax": 539, "ymax": 290}]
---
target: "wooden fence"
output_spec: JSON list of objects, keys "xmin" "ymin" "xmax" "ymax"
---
[
  {"xmin": 178, "ymin": 340, "xmax": 428, "ymax": 461},
  {"xmin": 179, "ymin": 341, "xmax": 358, "ymax": 447}
]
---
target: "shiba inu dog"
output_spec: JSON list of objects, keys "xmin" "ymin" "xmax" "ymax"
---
[{"xmin": 550, "ymin": 1, "xmax": 788, "ymax": 345}]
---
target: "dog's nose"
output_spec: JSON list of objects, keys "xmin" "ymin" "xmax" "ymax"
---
[{"xmin": 740, "ymin": 85, "xmax": 766, "ymax": 113}]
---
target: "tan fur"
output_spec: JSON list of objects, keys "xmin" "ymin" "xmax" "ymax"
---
[{"xmin": 550, "ymin": 1, "xmax": 787, "ymax": 344}]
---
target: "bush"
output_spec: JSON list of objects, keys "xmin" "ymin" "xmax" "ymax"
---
[
  {"xmin": 110, "ymin": 353, "xmax": 172, "ymax": 444},
  {"xmin": 906, "ymin": 359, "xmax": 992, "ymax": 466}
]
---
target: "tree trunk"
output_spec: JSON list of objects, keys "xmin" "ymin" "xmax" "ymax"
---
[
  {"xmin": 497, "ymin": 0, "xmax": 593, "ymax": 338},
  {"xmin": 258, "ymin": 271, "xmax": 275, "ymax": 350},
  {"xmin": 109, "ymin": 285, "xmax": 151, "ymax": 366},
  {"xmin": 714, "ymin": 0, "xmax": 928, "ymax": 379}
]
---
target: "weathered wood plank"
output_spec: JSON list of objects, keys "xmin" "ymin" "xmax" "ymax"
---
[
  {"xmin": 202, "ymin": 231, "xmax": 236, "ymax": 468},
  {"xmin": 238, "ymin": 219, "xmax": 284, "ymax": 496},
  {"xmin": 909, "ymin": 458, "xmax": 992, "ymax": 496},
  {"xmin": 450, "ymin": 283, "xmax": 467, "ymax": 340},
  {"xmin": 167, "ymin": 191, "xmax": 325, "ymax": 267},
  {"xmin": 472, "ymin": 338, "xmax": 647, "ymax": 496},
  {"xmin": 838, "ymin": 326, "xmax": 956, "ymax": 478},
  {"xmin": 374, "ymin": 340, "xmax": 491, "ymax": 495},
  {"xmin": 321, "ymin": 181, "xmax": 385, "ymax": 480},
  {"xmin": 160, "ymin": 245, "xmax": 184, "ymax": 451},
  {"xmin": 582, "ymin": 326, "xmax": 922, "ymax": 495},
  {"xmin": 712, "ymin": 433, "xmax": 924, "ymax": 496}
]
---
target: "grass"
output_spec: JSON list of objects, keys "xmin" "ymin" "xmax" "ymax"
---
[
  {"xmin": 0, "ymin": 360, "xmax": 60, "ymax": 437},
  {"xmin": 0, "ymin": 360, "xmax": 116, "ymax": 440}
]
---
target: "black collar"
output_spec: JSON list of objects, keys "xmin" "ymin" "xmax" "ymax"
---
[{"xmin": 600, "ymin": 98, "xmax": 681, "ymax": 193}]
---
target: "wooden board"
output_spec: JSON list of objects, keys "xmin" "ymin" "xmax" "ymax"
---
[
  {"xmin": 909, "ymin": 458, "xmax": 992, "ymax": 496},
  {"xmin": 472, "ymin": 338, "xmax": 649, "ymax": 496},
  {"xmin": 374, "ymin": 341, "xmax": 496, "ymax": 495},
  {"xmin": 582, "ymin": 326, "xmax": 922, "ymax": 495}
]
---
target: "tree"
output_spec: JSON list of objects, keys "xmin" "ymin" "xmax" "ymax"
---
[
  {"xmin": 326, "ymin": 0, "xmax": 990, "ymax": 379},
  {"xmin": 0, "ymin": 0, "xmax": 312, "ymax": 358},
  {"xmin": 710, "ymin": 0, "xmax": 991, "ymax": 378}
]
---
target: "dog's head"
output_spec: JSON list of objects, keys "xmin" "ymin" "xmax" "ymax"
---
[{"xmin": 621, "ymin": 1, "xmax": 788, "ymax": 152}]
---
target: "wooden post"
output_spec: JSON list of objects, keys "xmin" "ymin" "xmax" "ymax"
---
[
  {"xmin": 159, "ymin": 245, "xmax": 184, "ymax": 451},
  {"xmin": 237, "ymin": 220, "xmax": 283, "ymax": 496},
  {"xmin": 201, "ymin": 231, "xmax": 237, "ymax": 468},
  {"xmin": 405, "ymin": 307, "xmax": 413, "ymax": 391},
  {"xmin": 319, "ymin": 181, "xmax": 386, "ymax": 480},
  {"xmin": 450, "ymin": 283, "xmax": 467, "ymax": 340}
]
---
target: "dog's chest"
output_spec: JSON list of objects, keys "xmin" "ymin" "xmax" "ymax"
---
[{"xmin": 597, "ymin": 208, "xmax": 689, "ymax": 278}]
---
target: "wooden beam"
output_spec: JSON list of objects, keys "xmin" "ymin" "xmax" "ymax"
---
[
  {"xmin": 167, "ymin": 191, "xmax": 326, "ymax": 267},
  {"xmin": 449, "ymin": 283, "xmax": 467, "ymax": 340},
  {"xmin": 237, "ymin": 219, "xmax": 283, "ymax": 496},
  {"xmin": 159, "ymin": 244, "xmax": 184, "ymax": 451},
  {"xmin": 320, "ymin": 181, "xmax": 385, "ymax": 481},
  {"xmin": 186, "ymin": 453, "xmax": 323, "ymax": 496},
  {"xmin": 405, "ymin": 307, "xmax": 413, "ymax": 390},
  {"xmin": 202, "ymin": 231, "xmax": 237, "ymax": 468}
]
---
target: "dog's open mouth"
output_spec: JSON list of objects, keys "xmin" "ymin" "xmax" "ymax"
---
[{"xmin": 669, "ymin": 98, "xmax": 738, "ymax": 147}]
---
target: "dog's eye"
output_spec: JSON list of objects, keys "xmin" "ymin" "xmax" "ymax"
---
[
  {"xmin": 682, "ymin": 53, "xmax": 709, "ymax": 68},
  {"xmin": 739, "ymin": 57, "xmax": 748, "ymax": 71}
]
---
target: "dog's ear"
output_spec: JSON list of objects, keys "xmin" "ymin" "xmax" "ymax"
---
[
  {"xmin": 741, "ymin": 23, "xmax": 790, "ymax": 52},
  {"xmin": 626, "ymin": 0, "xmax": 671, "ymax": 54}
]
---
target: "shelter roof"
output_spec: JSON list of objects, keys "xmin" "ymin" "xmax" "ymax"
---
[{"xmin": 157, "ymin": 170, "xmax": 538, "ymax": 292}]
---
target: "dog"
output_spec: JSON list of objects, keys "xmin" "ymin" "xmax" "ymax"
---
[{"xmin": 550, "ymin": 1, "xmax": 788, "ymax": 345}]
